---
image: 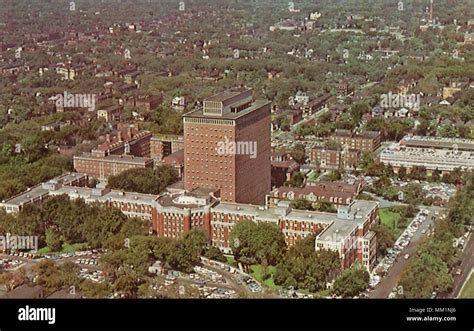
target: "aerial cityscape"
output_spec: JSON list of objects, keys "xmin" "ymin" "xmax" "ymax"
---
[{"xmin": 0, "ymin": 0, "xmax": 473, "ymax": 309}]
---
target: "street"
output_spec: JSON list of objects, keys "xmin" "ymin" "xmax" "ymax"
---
[
  {"xmin": 448, "ymin": 232, "xmax": 474, "ymax": 298},
  {"xmin": 369, "ymin": 207, "xmax": 441, "ymax": 298}
]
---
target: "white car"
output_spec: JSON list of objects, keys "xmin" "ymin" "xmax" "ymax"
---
[{"xmin": 404, "ymin": 254, "xmax": 410, "ymax": 260}]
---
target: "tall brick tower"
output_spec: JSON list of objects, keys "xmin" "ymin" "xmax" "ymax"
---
[{"xmin": 183, "ymin": 88, "xmax": 271, "ymax": 205}]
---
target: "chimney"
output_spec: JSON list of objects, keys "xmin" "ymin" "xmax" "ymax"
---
[
  {"xmin": 106, "ymin": 134, "xmax": 110, "ymax": 142},
  {"xmin": 127, "ymin": 127, "xmax": 133, "ymax": 139},
  {"xmin": 118, "ymin": 131, "xmax": 123, "ymax": 142}
]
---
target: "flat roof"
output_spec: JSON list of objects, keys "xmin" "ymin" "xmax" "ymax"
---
[
  {"xmin": 316, "ymin": 200, "xmax": 379, "ymax": 242},
  {"xmin": 402, "ymin": 135, "xmax": 474, "ymax": 151},
  {"xmin": 1, "ymin": 173, "xmax": 88, "ymax": 207},
  {"xmin": 74, "ymin": 153, "xmax": 153, "ymax": 165},
  {"xmin": 183, "ymin": 99, "xmax": 271, "ymax": 121},
  {"xmin": 381, "ymin": 143, "xmax": 474, "ymax": 170},
  {"xmin": 1, "ymin": 185, "xmax": 49, "ymax": 207},
  {"xmin": 51, "ymin": 186, "xmax": 159, "ymax": 206},
  {"xmin": 204, "ymin": 88, "xmax": 250, "ymax": 102}
]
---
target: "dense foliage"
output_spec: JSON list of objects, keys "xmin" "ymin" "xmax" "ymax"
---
[{"xmin": 107, "ymin": 165, "xmax": 179, "ymax": 195}]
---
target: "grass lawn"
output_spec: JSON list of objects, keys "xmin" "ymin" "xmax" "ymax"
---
[
  {"xmin": 225, "ymin": 255, "xmax": 236, "ymax": 266},
  {"xmin": 250, "ymin": 265, "xmax": 281, "ymax": 290},
  {"xmin": 307, "ymin": 170, "xmax": 320, "ymax": 182},
  {"xmin": 37, "ymin": 243, "xmax": 88, "ymax": 255},
  {"xmin": 379, "ymin": 208, "xmax": 403, "ymax": 238},
  {"xmin": 459, "ymin": 273, "xmax": 474, "ymax": 298}
]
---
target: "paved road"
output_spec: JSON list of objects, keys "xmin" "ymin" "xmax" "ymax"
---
[
  {"xmin": 369, "ymin": 208, "xmax": 441, "ymax": 298},
  {"xmin": 203, "ymin": 263, "xmax": 250, "ymax": 294},
  {"xmin": 449, "ymin": 232, "xmax": 474, "ymax": 298},
  {"xmin": 365, "ymin": 192, "xmax": 445, "ymax": 211}
]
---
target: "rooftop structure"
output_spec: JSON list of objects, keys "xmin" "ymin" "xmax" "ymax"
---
[{"xmin": 380, "ymin": 135, "xmax": 474, "ymax": 173}]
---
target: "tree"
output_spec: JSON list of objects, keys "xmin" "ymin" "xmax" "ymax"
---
[
  {"xmin": 409, "ymin": 166, "xmax": 427, "ymax": 180},
  {"xmin": 80, "ymin": 280, "xmax": 112, "ymax": 299},
  {"xmin": 315, "ymin": 201, "xmax": 337, "ymax": 213},
  {"xmin": 45, "ymin": 228, "xmax": 63, "ymax": 252},
  {"xmin": 397, "ymin": 166, "xmax": 407, "ymax": 180},
  {"xmin": 291, "ymin": 198, "xmax": 315, "ymax": 211},
  {"xmin": 290, "ymin": 143, "xmax": 306, "ymax": 164},
  {"xmin": 183, "ymin": 228, "xmax": 209, "ymax": 257},
  {"xmin": 332, "ymin": 264, "xmax": 370, "ymax": 298},
  {"xmin": 431, "ymin": 168, "xmax": 441, "ymax": 182},
  {"xmin": 168, "ymin": 241, "xmax": 201, "ymax": 273},
  {"xmin": 107, "ymin": 165, "xmax": 178, "ymax": 195},
  {"xmin": 284, "ymin": 171, "xmax": 305, "ymax": 188},
  {"xmin": 0, "ymin": 271, "xmax": 26, "ymax": 290},
  {"xmin": 32, "ymin": 260, "xmax": 64, "ymax": 292},
  {"xmin": 126, "ymin": 236, "xmax": 153, "ymax": 276},
  {"xmin": 204, "ymin": 246, "xmax": 226, "ymax": 262},
  {"xmin": 229, "ymin": 221, "xmax": 287, "ymax": 266},
  {"xmin": 113, "ymin": 272, "xmax": 141, "ymax": 298},
  {"xmin": 275, "ymin": 235, "xmax": 340, "ymax": 292},
  {"xmin": 399, "ymin": 252, "xmax": 453, "ymax": 298},
  {"xmin": 372, "ymin": 224, "xmax": 395, "ymax": 257}
]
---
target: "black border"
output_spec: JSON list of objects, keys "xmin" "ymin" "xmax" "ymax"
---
[{"xmin": 0, "ymin": 298, "xmax": 472, "ymax": 330}]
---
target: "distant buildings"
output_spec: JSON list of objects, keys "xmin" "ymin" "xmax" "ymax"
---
[
  {"xmin": 97, "ymin": 105, "xmax": 123, "ymax": 123},
  {"xmin": 310, "ymin": 130, "xmax": 381, "ymax": 170},
  {"xmin": 162, "ymin": 150, "xmax": 184, "ymax": 178},
  {"xmin": 332, "ymin": 129, "xmax": 381, "ymax": 154},
  {"xmin": 270, "ymin": 152, "xmax": 300, "ymax": 188},
  {"xmin": 150, "ymin": 135, "xmax": 184, "ymax": 162},
  {"xmin": 311, "ymin": 145, "xmax": 360, "ymax": 170},
  {"xmin": 266, "ymin": 181, "xmax": 363, "ymax": 207},
  {"xmin": 73, "ymin": 153, "xmax": 154, "ymax": 179},
  {"xmin": 0, "ymin": 173, "xmax": 89, "ymax": 214},
  {"xmin": 73, "ymin": 126, "xmax": 153, "ymax": 179},
  {"xmin": 183, "ymin": 88, "xmax": 271, "ymax": 205},
  {"xmin": 380, "ymin": 135, "xmax": 474, "ymax": 173}
]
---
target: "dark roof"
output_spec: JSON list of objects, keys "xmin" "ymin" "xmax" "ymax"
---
[{"xmin": 6, "ymin": 284, "xmax": 44, "ymax": 298}]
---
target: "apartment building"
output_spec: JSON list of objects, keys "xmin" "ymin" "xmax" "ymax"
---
[{"xmin": 183, "ymin": 88, "xmax": 271, "ymax": 204}]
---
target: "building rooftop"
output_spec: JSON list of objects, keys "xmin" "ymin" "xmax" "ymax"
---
[
  {"xmin": 74, "ymin": 153, "xmax": 153, "ymax": 165},
  {"xmin": 50, "ymin": 186, "xmax": 159, "ymax": 206},
  {"xmin": 273, "ymin": 181, "xmax": 362, "ymax": 197},
  {"xmin": 204, "ymin": 87, "xmax": 250, "ymax": 102},
  {"xmin": 214, "ymin": 200, "xmax": 377, "ymax": 229},
  {"xmin": 1, "ymin": 173, "xmax": 88, "ymax": 208},
  {"xmin": 381, "ymin": 140, "xmax": 474, "ymax": 171},
  {"xmin": 401, "ymin": 135, "xmax": 474, "ymax": 151},
  {"xmin": 6, "ymin": 284, "xmax": 44, "ymax": 298},
  {"xmin": 316, "ymin": 200, "xmax": 379, "ymax": 243},
  {"xmin": 184, "ymin": 99, "xmax": 271, "ymax": 120}
]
